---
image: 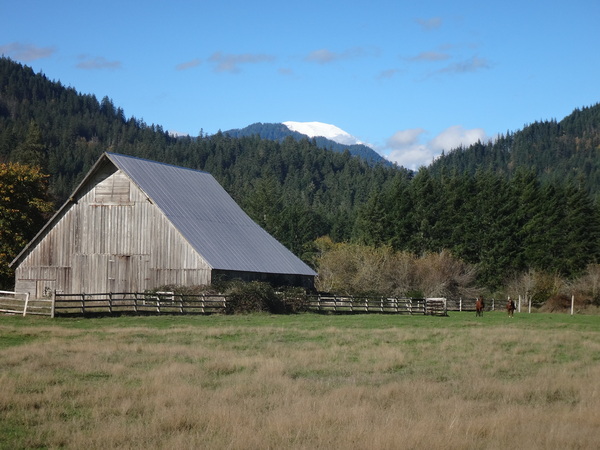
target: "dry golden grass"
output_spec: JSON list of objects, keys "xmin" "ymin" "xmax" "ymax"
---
[{"xmin": 1, "ymin": 313, "xmax": 599, "ymax": 449}]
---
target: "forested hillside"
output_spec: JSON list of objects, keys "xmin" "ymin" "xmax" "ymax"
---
[
  {"xmin": 429, "ymin": 104, "xmax": 600, "ymax": 198},
  {"xmin": 1, "ymin": 56, "xmax": 600, "ymax": 293}
]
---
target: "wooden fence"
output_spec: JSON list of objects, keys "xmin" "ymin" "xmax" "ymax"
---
[
  {"xmin": 47, "ymin": 292, "xmax": 448, "ymax": 317},
  {"xmin": 0, "ymin": 290, "xmax": 53, "ymax": 316},
  {"xmin": 1, "ymin": 291, "xmax": 504, "ymax": 318},
  {"xmin": 306, "ymin": 295, "xmax": 447, "ymax": 316},
  {"xmin": 52, "ymin": 292, "xmax": 227, "ymax": 316}
]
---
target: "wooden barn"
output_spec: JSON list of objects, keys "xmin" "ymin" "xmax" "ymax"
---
[{"xmin": 11, "ymin": 152, "xmax": 317, "ymax": 298}]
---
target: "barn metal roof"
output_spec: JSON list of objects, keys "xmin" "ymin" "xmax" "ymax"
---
[{"xmin": 106, "ymin": 153, "xmax": 316, "ymax": 277}]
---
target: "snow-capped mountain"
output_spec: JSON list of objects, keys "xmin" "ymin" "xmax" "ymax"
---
[
  {"xmin": 282, "ymin": 121, "xmax": 364, "ymax": 147},
  {"xmin": 222, "ymin": 122, "xmax": 392, "ymax": 167}
]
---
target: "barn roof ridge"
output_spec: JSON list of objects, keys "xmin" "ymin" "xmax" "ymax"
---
[{"xmin": 105, "ymin": 152, "xmax": 210, "ymax": 175}]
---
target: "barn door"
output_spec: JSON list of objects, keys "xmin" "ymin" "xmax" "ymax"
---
[{"xmin": 108, "ymin": 255, "xmax": 132, "ymax": 293}]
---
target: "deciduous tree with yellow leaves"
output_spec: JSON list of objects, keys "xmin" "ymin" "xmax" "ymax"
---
[{"xmin": 0, "ymin": 162, "xmax": 53, "ymax": 288}]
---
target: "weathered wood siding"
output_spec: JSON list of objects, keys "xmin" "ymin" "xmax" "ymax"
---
[{"xmin": 15, "ymin": 163, "xmax": 212, "ymax": 298}]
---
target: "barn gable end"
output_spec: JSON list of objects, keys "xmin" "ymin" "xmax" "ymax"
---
[{"xmin": 12, "ymin": 153, "xmax": 315, "ymax": 298}]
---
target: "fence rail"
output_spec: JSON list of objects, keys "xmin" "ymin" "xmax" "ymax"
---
[
  {"xmin": 46, "ymin": 292, "xmax": 449, "ymax": 317},
  {"xmin": 52, "ymin": 292, "xmax": 227, "ymax": 316},
  {"xmin": 305, "ymin": 295, "xmax": 447, "ymax": 316},
  {"xmin": 0, "ymin": 290, "xmax": 53, "ymax": 316}
]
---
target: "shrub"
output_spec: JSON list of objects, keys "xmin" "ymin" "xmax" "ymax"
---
[
  {"xmin": 223, "ymin": 281, "xmax": 279, "ymax": 314},
  {"xmin": 277, "ymin": 286, "xmax": 310, "ymax": 313}
]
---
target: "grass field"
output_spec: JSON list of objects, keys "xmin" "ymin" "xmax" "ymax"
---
[{"xmin": 1, "ymin": 311, "xmax": 599, "ymax": 449}]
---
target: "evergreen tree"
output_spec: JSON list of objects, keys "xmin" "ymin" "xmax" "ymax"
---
[{"xmin": 10, "ymin": 120, "xmax": 47, "ymax": 169}]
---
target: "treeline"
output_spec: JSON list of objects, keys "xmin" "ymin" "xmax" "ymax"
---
[
  {"xmin": 352, "ymin": 169, "xmax": 600, "ymax": 289},
  {"xmin": 1, "ymin": 57, "xmax": 600, "ymax": 294}
]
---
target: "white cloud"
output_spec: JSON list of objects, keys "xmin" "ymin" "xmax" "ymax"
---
[
  {"xmin": 387, "ymin": 128, "xmax": 426, "ymax": 148},
  {"xmin": 387, "ymin": 145, "xmax": 435, "ymax": 171},
  {"xmin": 429, "ymin": 125, "xmax": 486, "ymax": 151},
  {"xmin": 383, "ymin": 125, "xmax": 487, "ymax": 170}
]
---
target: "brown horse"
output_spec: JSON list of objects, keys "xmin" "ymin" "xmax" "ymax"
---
[
  {"xmin": 475, "ymin": 296, "xmax": 484, "ymax": 317},
  {"xmin": 506, "ymin": 298, "xmax": 516, "ymax": 317}
]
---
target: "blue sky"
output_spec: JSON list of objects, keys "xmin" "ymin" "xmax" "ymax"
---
[{"xmin": 2, "ymin": 0, "xmax": 599, "ymax": 170}]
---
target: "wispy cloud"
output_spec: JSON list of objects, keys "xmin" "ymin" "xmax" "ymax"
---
[
  {"xmin": 416, "ymin": 17, "xmax": 443, "ymax": 31},
  {"xmin": 304, "ymin": 47, "xmax": 375, "ymax": 64},
  {"xmin": 436, "ymin": 56, "xmax": 491, "ymax": 74},
  {"xmin": 176, "ymin": 58, "xmax": 202, "ymax": 71},
  {"xmin": 208, "ymin": 51, "xmax": 275, "ymax": 73},
  {"xmin": 377, "ymin": 68, "xmax": 400, "ymax": 79},
  {"xmin": 408, "ymin": 51, "xmax": 451, "ymax": 62},
  {"xmin": 278, "ymin": 67, "xmax": 294, "ymax": 76},
  {"xmin": 0, "ymin": 42, "xmax": 56, "ymax": 61},
  {"xmin": 76, "ymin": 56, "xmax": 122, "ymax": 70}
]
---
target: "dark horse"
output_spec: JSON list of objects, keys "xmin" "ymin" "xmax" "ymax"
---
[
  {"xmin": 506, "ymin": 298, "xmax": 516, "ymax": 317},
  {"xmin": 475, "ymin": 296, "xmax": 484, "ymax": 317}
]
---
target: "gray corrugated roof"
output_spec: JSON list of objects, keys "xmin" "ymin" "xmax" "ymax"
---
[{"xmin": 106, "ymin": 153, "xmax": 316, "ymax": 276}]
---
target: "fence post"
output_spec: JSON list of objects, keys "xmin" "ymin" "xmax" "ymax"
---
[
  {"xmin": 571, "ymin": 295, "xmax": 574, "ymax": 315},
  {"xmin": 459, "ymin": 297, "xmax": 462, "ymax": 312},
  {"xmin": 81, "ymin": 293, "xmax": 85, "ymax": 314},
  {"xmin": 108, "ymin": 292, "xmax": 113, "ymax": 314},
  {"xmin": 22, "ymin": 292, "xmax": 30, "ymax": 316},
  {"xmin": 51, "ymin": 291, "xmax": 56, "ymax": 318}
]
